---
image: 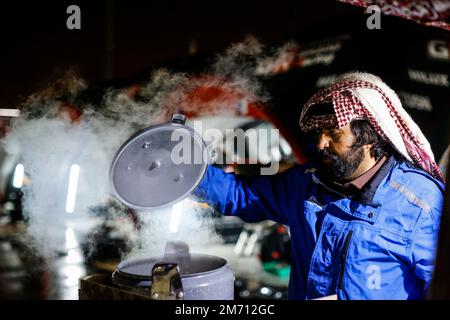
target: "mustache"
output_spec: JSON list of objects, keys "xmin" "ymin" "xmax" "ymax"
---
[{"xmin": 318, "ymin": 148, "xmax": 339, "ymax": 161}]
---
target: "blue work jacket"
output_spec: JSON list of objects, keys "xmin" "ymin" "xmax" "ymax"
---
[{"xmin": 193, "ymin": 157, "xmax": 444, "ymax": 299}]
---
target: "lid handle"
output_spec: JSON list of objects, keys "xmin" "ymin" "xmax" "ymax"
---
[
  {"xmin": 150, "ymin": 263, "xmax": 184, "ymax": 300},
  {"xmin": 171, "ymin": 113, "xmax": 187, "ymax": 125},
  {"xmin": 163, "ymin": 241, "xmax": 190, "ymax": 260}
]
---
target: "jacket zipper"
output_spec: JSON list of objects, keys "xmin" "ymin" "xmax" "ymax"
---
[{"xmin": 338, "ymin": 230, "xmax": 353, "ymax": 290}]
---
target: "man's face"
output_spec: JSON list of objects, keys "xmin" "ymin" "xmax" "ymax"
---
[{"xmin": 314, "ymin": 124, "xmax": 366, "ymax": 182}]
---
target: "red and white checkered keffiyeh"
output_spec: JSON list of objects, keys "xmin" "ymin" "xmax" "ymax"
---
[{"xmin": 299, "ymin": 72, "xmax": 443, "ymax": 182}]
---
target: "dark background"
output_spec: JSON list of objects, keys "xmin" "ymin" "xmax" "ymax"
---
[{"xmin": 0, "ymin": 1, "xmax": 362, "ymax": 108}]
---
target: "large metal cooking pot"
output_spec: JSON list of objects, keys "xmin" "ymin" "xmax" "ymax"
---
[
  {"xmin": 110, "ymin": 113, "xmax": 208, "ymax": 210},
  {"xmin": 112, "ymin": 241, "xmax": 234, "ymax": 300},
  {"xmin": 110, "ymin": 116, "xmax": 234, "ymax": 299}
]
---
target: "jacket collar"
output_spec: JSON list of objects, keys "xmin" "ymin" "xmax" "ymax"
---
[
  {"xmin": 315, "ymin": 155, "xmax": 396, "ymax": 205},
  {"xmin": 356, "ymin": 155, "xmax": 396, "ymax": 204}
]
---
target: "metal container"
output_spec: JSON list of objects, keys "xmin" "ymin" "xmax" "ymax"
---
[{"xmin": 112, "ymin": 242, "xmax": 234, "ymax": 300}]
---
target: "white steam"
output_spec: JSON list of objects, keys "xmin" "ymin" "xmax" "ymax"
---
[
  {"xmin": 2, "ymin": 113, "xmax": 131, "ymax": 256},
  {"xmin": 125, "ymin": 199, "xmax": 222, "ymax": 259},
  {"xmin": 1, "ymin": 35, "xmax": 294, "ymax": 263}
]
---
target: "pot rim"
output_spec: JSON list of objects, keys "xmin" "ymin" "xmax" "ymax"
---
[{"xmin": 114, "ymin": 253, "xmax": 228, "ymax": 280}]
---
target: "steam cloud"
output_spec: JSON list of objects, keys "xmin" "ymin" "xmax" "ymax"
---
[{"xmin": 1, "ymin": 35, "xmax": 294, "ymax": 270}]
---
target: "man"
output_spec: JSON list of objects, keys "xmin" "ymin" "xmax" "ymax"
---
[{"xmin": 193, "ymin": 72, "xmax": 445, "ymax": 300}]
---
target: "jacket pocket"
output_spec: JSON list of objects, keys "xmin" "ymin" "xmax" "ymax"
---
[{"xmin": 338, "ymin": 230, "xmax": 354, "ymax": 290}]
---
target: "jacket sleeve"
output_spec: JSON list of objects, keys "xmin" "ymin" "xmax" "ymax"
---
[
  {"xmin": 192, "ymin": 164, "xmax": 306, "ymax": 225},
  {"xmin": 411, "ymin": 205, "xmax": 443, "ymax": 293}
]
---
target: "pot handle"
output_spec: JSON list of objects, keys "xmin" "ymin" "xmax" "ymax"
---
[{"xmin": 150, "ymin": 263, "xmax": 184, "ymax": 300}]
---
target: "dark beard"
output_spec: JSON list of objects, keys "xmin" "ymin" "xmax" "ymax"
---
[{"xmin": 318, "ymin": 146, "xmax": 365, "ymax": 182}]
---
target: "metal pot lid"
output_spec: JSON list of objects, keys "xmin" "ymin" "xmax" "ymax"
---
[{"xmin": 110, "ymin": 114, "xmax": 208, "ymax": 209}]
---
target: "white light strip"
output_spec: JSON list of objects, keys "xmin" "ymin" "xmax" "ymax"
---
[
  {"xmin": 65, "ymin": 164, "xmax": 80, "ymax": 213},
  {"xmin": 65, "ymin": 228, "xmax": 78, "ymax": 249},
  {"xmin": 169, "ymin": 200, "xmax": 184, "ymax": 233},
  {"xmin": 0, "ymin": 109, "xmax": 20, "ymax": 117},
  {"xmin": 12, "ymin": 164, "xmax": 24, "ymax": 188}
]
